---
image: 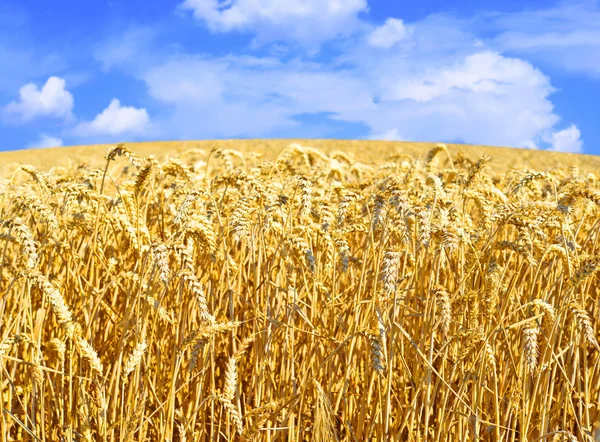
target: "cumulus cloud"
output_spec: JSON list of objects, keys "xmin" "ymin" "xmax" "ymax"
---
[
  {"xmin": 178, "ymin": 0, "xmax": 369, "ymax": 47},
  {"xmin": 367, "ymin": 18, "xmax": 408, "ymax": 48},
  {"xmin": 134, "ymin": 49, "xmax": 565, "ymax": 148},
  {"xmin": 94, "ymin": 9, "xmax": 583, "ymax": 151},
  {"xmin": 383, "ymin": 51, "xmax": 551, "ymax": 102},
  {"xmin": 549, "ymin": 124, "xmax": 583, "ymax": 153},
  {"xmin": 26, "ymin": 134, "xmax": 63, "ymax": 149},
  {"xmin": 72, "ymin": 99, "xmax": 149, "ymax": 136},
  {"xmin": 357, "ymin": 50, "xmax": 565, "ymax": 149},
  {"xmin": 2, "ymin": 76, "xmax": 74, "ymax": 122}
]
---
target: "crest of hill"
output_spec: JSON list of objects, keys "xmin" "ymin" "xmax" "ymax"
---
[{"xmin": 0, "ymin": 139, "xmax": 597, "ymax": 176}]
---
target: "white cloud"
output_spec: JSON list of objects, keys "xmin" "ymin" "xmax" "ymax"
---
[
  {"xmin": 370, "ymin": 128, "xmax": 403, "ymax": 141},
  {"xmin": 135, "ymin": 49, "xmax": 564, "ymax": 148},
  {"xmin": 487, "ymin": 1, "xmax": 600, "ymax": 77},
  {"xmin": 2, "ymin": 76, "xmax": 74, "ymax": 122},
  {"xmin": 96, "ymin": 11, "xmax": 583, "ymax": 151},
  {"xmin": 384, "ymin": 51, "xmax": 552, "ymax": 102},
  {"xmin": 549, "ymin": 124, "xmax": 583, "ymax": 153},
  {"xmin": 27, "ymin": 134, "xmax": 63, "ymax": 149},
  {"xmin": 360, "ymin": 55, "xmax": 561, "ymax": 149},
  {"xmin": 367, "ymin": 18, "xmax": 408, "ymax": 48},
  {"xmin": 178, "ymin": 0, "xmax": 369, "ymax": 47},
  {"xmin": 356, "ymin": 49, "xmax": 566, "ymax": 148},
  {"xmin": 72, "ymin": 99, "xmax": 149, "ymax": 136},
  {"xmin": 138, "ymin": 54, "xmax": 376, "ymax": 138}
]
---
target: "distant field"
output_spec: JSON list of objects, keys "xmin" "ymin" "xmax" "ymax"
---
[
  {"xmin": 1, "ymin": 140, "xmax": 599, "ymax": 441},
  {"xmin": 2, "ymin": 139, "xmax": 600, "ymax": 175}
]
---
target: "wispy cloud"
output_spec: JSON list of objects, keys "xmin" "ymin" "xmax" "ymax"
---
[
  {"xmin": 2, "ymin": 76, "xmax": 74, "ymax": 123},
  {"xmin": 94, "ymin": 26, "xmax": 159, "ymax": 72},
  {"xmin": 485, "ymin": 0, "xmax": 600, "ymax": 77}
]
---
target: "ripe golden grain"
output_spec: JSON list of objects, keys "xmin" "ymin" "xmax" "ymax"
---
[{"xmin": 0, "ymin": 141, "xmax": 598, "ymax": 441}]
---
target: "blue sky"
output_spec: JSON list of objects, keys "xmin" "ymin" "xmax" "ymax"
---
[{"xmin": 1, "ymin": 0, "xmax": 599, "ymax": 155}]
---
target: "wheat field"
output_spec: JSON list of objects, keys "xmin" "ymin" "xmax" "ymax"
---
[{"xmin": 0, "ymin": 141, "xmax": 599, "ymax": 441}]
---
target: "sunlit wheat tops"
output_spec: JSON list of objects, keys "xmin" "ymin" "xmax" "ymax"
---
[
  {"xmin": 381, "ymin": 250, "xmax": 402, "ymax": 298},
  {"xmin": 122, "ymin": 341, "xmax": 147, "ymax": 380},
  {"xmin": 3, "ymin": 218, "xmax": 38, "ymax": 269},
  {"xmin": 522, "ymin": 323, "xmax": 540, "ymax": 373},
  {"xmin": 32, "ymin": 273, "xmax": 76, "ymax": 339},
  {"xmin": 76, "ymin": 336, "xmax": 103, "ymax": 375},
  {"xmin": 0, "ymin": 141, "xmax": 599, "ymax": 441}
]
